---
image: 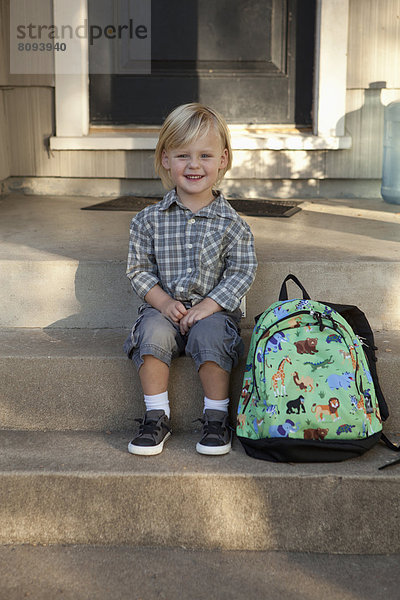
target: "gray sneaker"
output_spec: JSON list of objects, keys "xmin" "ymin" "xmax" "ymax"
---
[
  {"xmin": 128, "ymin": 410, "xmax": 171, "ymax": 456},
  {"xmin": 196, "ymin": 409, "xmax": 232, "ymax": 456}
]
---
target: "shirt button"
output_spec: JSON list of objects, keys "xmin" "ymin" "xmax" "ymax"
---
[
  {"xmin": 187, "ymin": 268, "xmax": 192, "ymax": 273},
  {"xmin": 187, "ymin": 244, "xmax": 193, "ymax": 249},
  {"xmin": 178, "ymin": 286, "xmax": 184, "ymax": 292},
  {"xmin": 188, "ymin": 218, "xmax": 195, "ymax": 224}
]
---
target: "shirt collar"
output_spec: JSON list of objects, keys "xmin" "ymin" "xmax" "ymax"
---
[
  {"xmin": 158, "ymin": 189, "xmax": 236, "ymax": 220},
  {"xmin": 158, "ymin": 189, "xmax": 181, "ymax": 211}
]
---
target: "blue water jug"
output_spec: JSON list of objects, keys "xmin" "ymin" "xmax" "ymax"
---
[{"xmin": 381, "ymin": 101, "xmax": 400, "ymax": 204}]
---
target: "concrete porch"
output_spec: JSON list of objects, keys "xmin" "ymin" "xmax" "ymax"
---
[{"xmin": 0, "ymin": 191, "xmax": 400, "ymax": 594}]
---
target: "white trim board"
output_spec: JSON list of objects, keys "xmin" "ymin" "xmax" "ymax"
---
[
  {"xmin": 50, "ymin": 132, "xmax": 352, "ymax": 151},
  {"xmin": 50, "ymin": 0, "xmax": 351, "ymax": 151}
]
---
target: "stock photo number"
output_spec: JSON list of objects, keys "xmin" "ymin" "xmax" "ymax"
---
[{"xmin": 17, "ymin": 42, "xmax": 66, "ymax": 52}]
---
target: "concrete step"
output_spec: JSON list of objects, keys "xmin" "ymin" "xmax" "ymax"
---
[
  {"xmin": 1, "ymin": 430, "xmax": 400, "ymax": 552},
  {"xmin": 1, "ymin": 545, "xmax": 400, "ymax": 600},
  {"xmin": 1, "ymin": 328, "xmax": 399, "ymax": 433},
  {"xmin": 2, "ymin": 259, "xmax": 400, "ymax": 330},
  {"xmin": 1, "ymin": 194, "xmax": 400, "ymax": 329}
]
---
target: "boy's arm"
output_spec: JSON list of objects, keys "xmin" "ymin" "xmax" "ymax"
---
[
  {"xmin": 207, "ymin": 224, "xmax": 257, "ymax": 312},
  {"xmin": 126, "ymin": 216, "xmax": 187, "ymax": 323},
  {"xmin": 126, "ymin": 215, "xmax": 160, "ymax": 300}
]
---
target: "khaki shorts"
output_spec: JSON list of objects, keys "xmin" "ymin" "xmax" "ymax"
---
[{"xmin": 123, "ymin": 305, "xmax": 244, "ymax": 373}]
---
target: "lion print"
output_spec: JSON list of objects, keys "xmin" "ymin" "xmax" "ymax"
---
[{"xmin": 311, "ymin": 397, "xmax": 340, "ymax": 421}]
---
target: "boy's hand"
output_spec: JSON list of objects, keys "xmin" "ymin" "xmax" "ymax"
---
[
  {"xmin": 179, "ymin": 298, "xmax": 222, "ymax": 335},
  {"xmin": 144, "ymin": 285, "xmax": 187, "ymax": 323},
  {"xmin": 160, "ymin": 298, "xmax": 188, "ymax": 323}
]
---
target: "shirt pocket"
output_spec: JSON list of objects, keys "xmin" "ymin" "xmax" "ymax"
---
[{"xmin": 199, "ymin": 231, "xmax": 224, "ymax": 271}]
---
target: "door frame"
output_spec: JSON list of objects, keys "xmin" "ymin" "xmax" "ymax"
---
[{"xmin": 51, "ymin": 0, "xmax": 351, "ymax": 150}]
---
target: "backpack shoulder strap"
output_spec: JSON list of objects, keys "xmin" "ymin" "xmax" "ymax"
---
[{"xmin": 378, "ymin": 434, "xmax": 400, "ymax": 469}]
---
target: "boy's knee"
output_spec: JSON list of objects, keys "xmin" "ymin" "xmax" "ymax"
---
[
  {"xmin": 125, "ymin": 307, "xmax": 183, "ymax": 365},
  {"xmin": 186, "ymin": 312, "xmax": 244, "ymax": 370},
  {"xmin": 139, "ymin": 312, "xmax": 179, "ymax": 349},
  {"xmin": 142, "ymin": 323, "xmax": 174, "ymax": 348}
]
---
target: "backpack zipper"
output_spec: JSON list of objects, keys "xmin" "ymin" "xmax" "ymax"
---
[
  {"xmin": 250, "ymin": 309, "xmax": 330, "ymax": 408},
  {"xmin": 252, "ymin": 311, "xmax": 362, "ymax": 404}
]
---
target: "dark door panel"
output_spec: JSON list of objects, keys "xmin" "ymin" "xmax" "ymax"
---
[{"xmin": 89, "ymin": 0, "xmax": 315, "ymax": 125}]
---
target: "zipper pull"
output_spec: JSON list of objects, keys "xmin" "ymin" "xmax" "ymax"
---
[
  {"xmin": 311, "ymin": 311, "xmax": 325, "ymax": 331},
  {"xmin": 328, "ymin": 316, "xmax": 339, "ymax": 331},
  {"xmin": 356, "ymin": 335, "xmax": 369, "ymax": 348}
]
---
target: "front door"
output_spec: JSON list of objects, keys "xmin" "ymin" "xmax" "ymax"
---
[{"xmin": 89, "ymin": 0, "xmax": 316, "ymax": 125}]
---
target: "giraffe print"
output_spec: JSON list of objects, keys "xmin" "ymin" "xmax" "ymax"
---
[
  {"xmin": 349, "ymin": 346, "xmax": 357, "ymax": 370},
  {"xmin": 271, "ymin": 356, "xmax": 292, "ymax": 397}
]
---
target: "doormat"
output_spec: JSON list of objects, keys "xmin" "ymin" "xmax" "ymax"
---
[{"xmin": 82, "ymin": 196, "xmax": 301, "ymax": 217}]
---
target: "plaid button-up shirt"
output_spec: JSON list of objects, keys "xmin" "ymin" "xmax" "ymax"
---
[{"xmin": 126, "ymin": 189, "xmax": 257, "ymax": 312}]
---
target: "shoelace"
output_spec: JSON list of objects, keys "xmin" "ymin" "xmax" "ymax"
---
[
  {"xmin": 194, "ymin": 417, "xmax": 232, "ymax": 437},
  {"xmin": 135, "ymin": 417, "xmax": 170, "ymax": 437}
]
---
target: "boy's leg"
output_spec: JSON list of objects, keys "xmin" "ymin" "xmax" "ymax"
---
[
  {"xmin": 139, "ymin": 355, "xmax": 170, "ymax": 395},
  {"xmin": 185, "ymin": 310, "xmax": 244, "ymax": 455},
  {"xmin": 129, "ymin": 356, "xmax": 172, "ymax": 456},
  {"xmin": 196, "ymin": 360, "xmax": 232, "ymax": 455},
  {"xmin": 126, "ymin": 308, "xmax": 184, "ymax": 456},
  {"xmin": 185, "ymin": 309, "xmax": 243, "ymax": 376},
  {"xmin": 198, "ymin": 361, "xmax": 230, "ymax": 401},
  {"xmin": 139, "ymin": 355, "xmax": 170, "ymax": 416},
  {"xmin": 139, "ymin": 355, "xmax": 170, "ymax": 418}
]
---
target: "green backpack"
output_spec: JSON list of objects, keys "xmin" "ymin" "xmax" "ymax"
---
[{"xmin": 237, "ymin": 275, "xmax": 389, "ymax": 463}]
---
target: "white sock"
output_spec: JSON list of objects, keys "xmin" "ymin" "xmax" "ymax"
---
[
  {"xmin": 203, "ymin": 396, "xmax": 229, "ymax": 414},
  {"xmin": 144, "ymin": 392, "xmax": 170, "ymax": 418}
]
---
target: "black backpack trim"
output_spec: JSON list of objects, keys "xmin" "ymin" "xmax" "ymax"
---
[
  {"xmin": 321, "ymin": 301, "xmax": 389, "ymax": 422},
  {"xmin": 237, "ymin": 432, "xmax": 382, "ymax": 463}
]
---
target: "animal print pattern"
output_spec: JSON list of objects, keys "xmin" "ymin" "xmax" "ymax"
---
[{"xmin": 237, "ymin": 299, "xmax": 382, "ymax": 442}]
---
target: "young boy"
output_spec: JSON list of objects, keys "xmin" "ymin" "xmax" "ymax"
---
[{"xmin": 124, "ymin": 103, "xmax": 257, "ymax": 456}]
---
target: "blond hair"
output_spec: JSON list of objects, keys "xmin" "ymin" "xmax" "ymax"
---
[{"xmin": 154, "ymin": 103, "xmax": 232, "ymax": 189}]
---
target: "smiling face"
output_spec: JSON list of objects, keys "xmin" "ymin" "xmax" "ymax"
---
[{"xmin": 161, "ymin": 127, "xmax": 229, "ymax": 210}]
